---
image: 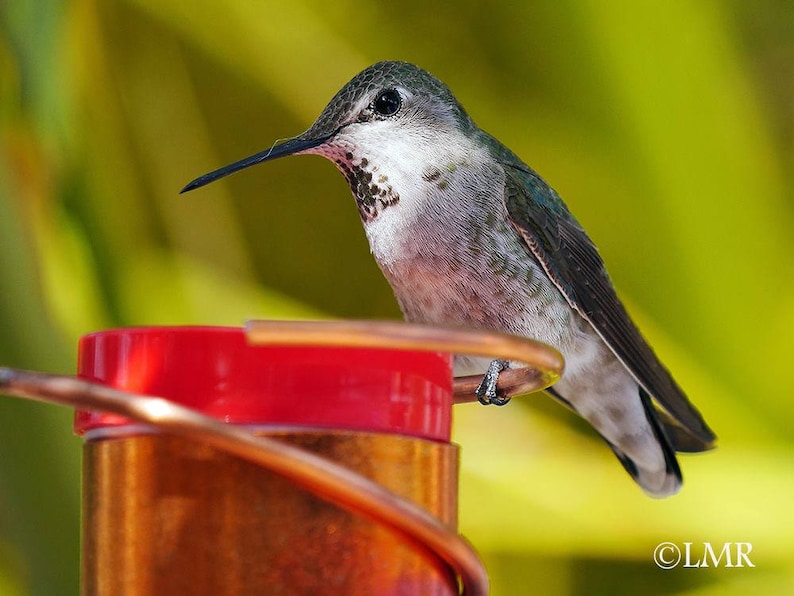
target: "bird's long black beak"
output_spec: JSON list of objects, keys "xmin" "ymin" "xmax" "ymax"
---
[{"xmin": 180, "ymin": 131, "xmax": 335, "ymax": 193}]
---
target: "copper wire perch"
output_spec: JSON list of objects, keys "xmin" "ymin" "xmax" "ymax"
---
[
  {"xmin": 245, "ymin": 320, "xmax": 564, "ymax": 402},
  {"xmin": 0, "ymin": 368, "xmax": 491, "ymax": 595},
  {"xmin": 0, "ymin": 320, "xmax": 565, "ymax": 596}
]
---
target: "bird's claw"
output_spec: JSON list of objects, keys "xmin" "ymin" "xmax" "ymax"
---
[{"xmin": 474, "ymin": 359, "xmax": 511, "ymax": 406}]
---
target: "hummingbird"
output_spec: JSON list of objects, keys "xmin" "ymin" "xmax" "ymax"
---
[{"xmin": 183, "ymin": 61, "xmax": 715, "ymax": 497}]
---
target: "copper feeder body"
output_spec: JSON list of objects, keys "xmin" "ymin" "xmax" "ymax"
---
[{"xmin": 82, "ymin": 429, "xmax": 459, "ymax": 596}]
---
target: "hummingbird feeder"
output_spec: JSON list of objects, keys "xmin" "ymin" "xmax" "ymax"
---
[{"xmin": 0, "ymin": 320, "xmax": 563, "ymax": 595}]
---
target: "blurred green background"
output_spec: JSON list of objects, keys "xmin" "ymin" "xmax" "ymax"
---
[{"xmin": 1, "ymin": 1, "xmax": 793, "ymax": 594}]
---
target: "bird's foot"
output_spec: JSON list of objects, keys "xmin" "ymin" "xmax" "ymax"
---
[{"xmin": 475, "ymin": 359, "xmax": 511, "ymax": 406}]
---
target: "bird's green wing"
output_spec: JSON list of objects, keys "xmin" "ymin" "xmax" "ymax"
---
[{"xmin": 492, "ymin": 141, "xmax": 716, "ymax": 449}]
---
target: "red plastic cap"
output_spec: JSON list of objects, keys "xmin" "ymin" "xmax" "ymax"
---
[{"xmin": 74, "ymin": 326, "xmax": 454, "ymax": 441}]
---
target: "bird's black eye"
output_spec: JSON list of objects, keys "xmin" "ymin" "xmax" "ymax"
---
[{"xmin": 372, "ymin": 89, "xmax": 401, "ymax": 116}]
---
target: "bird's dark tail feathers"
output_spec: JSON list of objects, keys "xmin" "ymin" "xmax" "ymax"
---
[
  {"xmin": 608, "ymin": 388, "xmax": 682, "ymax": 498},
  {"xmin": 547, "ymin": 385, "xmax": 685, "ymax": 498}
]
